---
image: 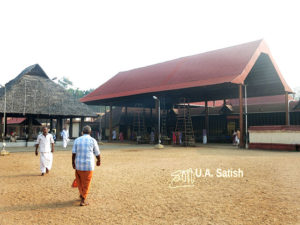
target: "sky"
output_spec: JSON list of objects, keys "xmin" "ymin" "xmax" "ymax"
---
[{"xmin": 0, "ymin": 0, "xmax": 299, "ymax": 91}]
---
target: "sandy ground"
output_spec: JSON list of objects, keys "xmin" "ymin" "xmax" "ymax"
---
[{"xmin": 0, "ymin": 144, "xmax": 300, "ymax": 225}]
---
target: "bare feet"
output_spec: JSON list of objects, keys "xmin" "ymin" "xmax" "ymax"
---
[
  {"xmin": 80, "ymin": 201, "xmax": 89, "ymax": 206},
  {"xmin": 46, "ymin": 168, "xmax": 49, "ymax": 174},
  {"xmin": 41, "ymin": 173, "xmax": 44, "ymax": 176},
  {"xmin": 80, "ymin": 198, "xmax": 89, "ymax": 206}
]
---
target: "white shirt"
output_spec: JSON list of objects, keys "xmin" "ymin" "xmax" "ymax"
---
[
  {"xmin": 36, "ymin": 133, "xmax": 54, "ymax": 153},
  {"xmin": 61, "ymin": 129, "xmax": 69, "ymax": 140},
  {"xmin": 112, "ymin": 130, "xmax": 116, "ymax": 139}
]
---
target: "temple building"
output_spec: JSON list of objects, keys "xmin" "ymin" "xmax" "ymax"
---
[
  {"xmin": 81, "ymin": 40, "xmax": 293, "ymax": 147},
  {"xmin": 0, "ymin": 64, "xmax": 96, "ymax": 142}
]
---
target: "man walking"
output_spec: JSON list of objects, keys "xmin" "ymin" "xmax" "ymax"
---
[
  {"xmin": 61, "ymin": 126, "xmax": 69, "ymax": 148},
  {"xmin": 35, "ymin": 127, "xmax": 55, "ymax": 176},
  {"xmin": 72, "ymin": 125, "xmax": 101, "ymax": 206}
]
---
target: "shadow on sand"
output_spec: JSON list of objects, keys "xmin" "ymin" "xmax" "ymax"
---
[
  {"xmin": 0, "ymin": 200, "xmax": 79, "ymax": 213},
  {"xmin": 0, "ymin": 173, "xmax": 41, "ymax": 178}
]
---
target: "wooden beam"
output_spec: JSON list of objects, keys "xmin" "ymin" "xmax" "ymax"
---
[{"xmin": 239, "ymin": 84, "xmax": 244, "ymax": 147}]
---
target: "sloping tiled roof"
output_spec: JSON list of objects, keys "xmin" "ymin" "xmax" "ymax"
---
[
  {"xmin": 6, "ymin": 117, "xmax": 26, "ymax": 124},
  {"xmin": 82, "ymin": 40, "xmax": 292, "ymax": 104}
]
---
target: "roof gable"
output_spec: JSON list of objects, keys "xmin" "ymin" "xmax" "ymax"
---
[
  {"xmin": 18, "ymin": 64, "xmax": 49, "ymax": 78},
  {"xmin": 3, "ymin": 64, "xmax": 49, "ymax": 91}
]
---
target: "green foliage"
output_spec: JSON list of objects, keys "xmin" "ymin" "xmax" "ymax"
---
[
  {"xmin": 57, "ymin": 77, "xmax": 94, "ymax": 99},
  {"xmin": 67, "ymin": 88, "xmax": 94, "ymax": 99}
]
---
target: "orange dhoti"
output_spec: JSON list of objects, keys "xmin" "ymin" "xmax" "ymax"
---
[{"xmin": 75, "ymin": 170, "xmax": 93, "ymax": 199}]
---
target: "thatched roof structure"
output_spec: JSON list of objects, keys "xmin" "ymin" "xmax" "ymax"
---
[{"xmin": 0, "ymin": 64, "xmax": 96, "ymax": 118}]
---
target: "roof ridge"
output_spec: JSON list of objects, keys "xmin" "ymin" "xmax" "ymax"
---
[{"xmin": 119, "ymin": 39, "xmax": 264, "ymax": 75}]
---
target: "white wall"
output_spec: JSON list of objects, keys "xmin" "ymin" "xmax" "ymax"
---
[
  {"xmin": 72, "ymin": 123, "xmax": 79, "ymax": 138},
  {"xmin": 249, "ymin": 130, "xmax": 300, "ymax": 144}
]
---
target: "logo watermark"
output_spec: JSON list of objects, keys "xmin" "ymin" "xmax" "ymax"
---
[{"xmin": 169, "ymin": 168, "xmax": 244, "ymax": 188}]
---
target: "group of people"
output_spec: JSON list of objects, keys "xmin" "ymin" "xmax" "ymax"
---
[
  {"xmin": 112, "ymin": 129, "xmax": 124, "ymax": 141},
  {"xmin": 35, "ymin": 125, "xmax": 101, "ymax": 206},
  {"xmin": 172, "ymin": 132, "xmax": 183, "ymax": 145}
]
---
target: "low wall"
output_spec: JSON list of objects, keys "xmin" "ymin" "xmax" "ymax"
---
[
  {"xmin": 249, "ymin": 126, "xmax": 300, "ymax": 151},
  {"xmin": 0, "ymin": 140, "xmax": 74, "ymax": 148}
]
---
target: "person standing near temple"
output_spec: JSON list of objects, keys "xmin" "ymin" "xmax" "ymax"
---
[
  {"xmin": 150, "ymin": 130, "xmax": 155, "ymax": 144},
  {"xmin": 35, "ymin": 127, "xmax": 54, "ymax": 176},
  {"xmin": 61, "ymin": 126, "xmax": 69, "ymax": 148},
  {"xmin": 119, "ymin": 131, "xmax": 124, "ymax": 142},
  {"xmin": 72, "ymin": 125, "xmax": 101, "ymax": 206},
  {"xmin": 236, "ymin": 129, "xmax": 241, "ymax": 146},
  {"xmin": 112, "ymin": 129, "xmax": 117, "ymax": 141}
]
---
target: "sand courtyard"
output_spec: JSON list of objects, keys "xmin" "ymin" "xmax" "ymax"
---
[{"xmin": 0, "ymin": 144, "xmax": 299, "ymax": 225}]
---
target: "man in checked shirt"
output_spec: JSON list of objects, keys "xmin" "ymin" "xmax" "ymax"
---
[{"xmin": 72, "ymin": 125, "xmax": 101, "ymax": 206}]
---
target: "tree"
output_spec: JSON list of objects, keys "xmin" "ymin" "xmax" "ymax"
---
[
  {"xmin": 58, "ymin": 77, "xmax": 73, "ymax": 89},
  {"xmin": 294, "ymin": 87, "xmax": 300, "ymax": 100},
  {"xmin": 57, "ymin": 77, "xmax": 94, "ymax": 99},
  {"xmin": 67, "ymin": 88, "xmax": 94, "ymax": 99}
]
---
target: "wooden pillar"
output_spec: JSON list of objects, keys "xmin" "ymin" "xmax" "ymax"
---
[
  {"xmin": 223, "ymin": 99, "xmax": 228, "ymax": 135},
  {"xmin": 69, "ymin": 118, "xmax": 73, "ymax": 138},
  {"xmin": 109, "ymin": 105, "xmax": 112, "ymax": 141},
  {"xmin": 28, "ymin": 116, "xmax": 33, "ymax": 141},
  {"xmin": 104, "ymin": 106, "xmax": 107, "ymax": 139},
  {"xmin": 205, "ymin": 100, "xmax": 209, "ymax": 138},
  {"xmin": 239, "ymin": 84, "xmax": 244, "ymax": 147},
  {"xmin": 50, "ymin": 118, "xmax": 53, "ymax": 131},
  {"xmin": 125, "ymin": 106, "xmax": 128, "ymax": 140},
  {"xmin": 285, "ymin": 92, "xmax": 289, "ymax": 125},
  {"xmin": 56, "ymin": 118, "xmax": 62, "ymax": 140},
  {"xmin": 0, "ymin": 116, "xmax": 3, "ymax": 141},
  {"xmin": 155, "ymin": 100, "xmax": 159, "ymax": 140},
  {"xmin": 4, "ymin": 116, "xmax": 7, "ymax": 137},
  {"xmin": 79, "ymin": 117, "xmax": 84, "ymax": 136}
]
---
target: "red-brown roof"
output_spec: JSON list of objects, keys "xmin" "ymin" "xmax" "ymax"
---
[
  {"xmin": 6, "ymin": 118, "xmax": 26, "ymax": 125},
  {"xmin": 82, "ymin": 40, "xmax": 292, "ymax": 103}
]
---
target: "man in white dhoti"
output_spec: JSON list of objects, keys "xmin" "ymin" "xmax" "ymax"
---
[
  {"xmin": 61, "ymin": 127, "xmax": 69, "ymax": 148},
  {"xmin": 35, "ymin": 127, "xmax": 55, "ymax": 176}
]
